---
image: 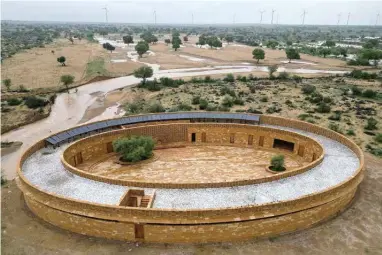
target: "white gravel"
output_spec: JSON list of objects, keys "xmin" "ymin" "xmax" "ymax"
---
[{"xmin": 21, "ymin": 125, "xmax": 359, "ymax": 209}]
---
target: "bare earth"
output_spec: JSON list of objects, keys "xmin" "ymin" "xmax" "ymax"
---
[
  {"xmin": 1, "ymin": 153, "xmax": 381, "ymax": 254},
  {"xmin": 1, "ymin": 38, "xmax": 143, "ymax": 90},
  {"xmin": 79, "ymin": 146, "xmax": 303, "ymax": 184}
]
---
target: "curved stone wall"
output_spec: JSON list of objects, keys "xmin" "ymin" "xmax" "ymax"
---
[
  {"xmin": 17, "ymin": 113, "xmax": 365, "ymax": 243},
  {"xmin": 61, "ymin": 123, "xmax": 324, "ymax": 188}
]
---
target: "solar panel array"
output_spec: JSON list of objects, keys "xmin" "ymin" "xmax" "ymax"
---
[{"xmin": 45, "ymin": 112, "xmax": 261, "ymax": 146}]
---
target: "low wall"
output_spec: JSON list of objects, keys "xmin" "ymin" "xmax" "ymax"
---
[{"xmin": 61, "ymin": 123, "xmax": 324, "ymax": 188}]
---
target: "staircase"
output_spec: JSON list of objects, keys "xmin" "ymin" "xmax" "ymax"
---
[{"xmin": 140, "ymin": 196, "xmax": 151, "ymax": 208}]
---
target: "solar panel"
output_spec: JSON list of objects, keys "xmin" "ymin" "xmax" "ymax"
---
[{"xmin": 46, "ymin": 137, "xmax": 56, "ymax": 145}]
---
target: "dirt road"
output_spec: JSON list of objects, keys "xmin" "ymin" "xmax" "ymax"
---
[{"xmin": 1, "ymin": 153, "xmax": 381, "ymax": 255}]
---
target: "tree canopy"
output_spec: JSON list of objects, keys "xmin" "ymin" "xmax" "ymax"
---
[
  {"xmin": 122, "ymin": 35, "xmax": 134, "ymax": 45},
  {"xmin": 135, "ymin": 41, "xmax": 149, "ymax": 57},
  {"xmin": 324, "ymin": 40, "xmax": 336, "ymax": 47},
  {"xmin": 164, "ymin": 39, "xmax": 171, "ymax": 45},
  {"xmin": 102, "ymin": 42, "xmax": 115, "ymax": 53},
  {"xmin": 252, "ymin": 48, "xmax": 265, "ymax": 63},
  {"xmin": 57, "ymin": 56, "xmax": 66, "ymax": 66},
  {"xmin": 60, "ymin": 74, "xmax": 74, "ymax": 93},
  {"xmin": 133, "ymin": 66, "xmax": 153, "ymax": 84},
  {"xmin": 285, "ymin": 48, "xmax": 300, "ymax": 62},
  {"xmin": 225, "ymin": 35, "xmax": 234, "ymax": 43},
  {"xmin": 113, "ymin": 136, "xmax": 155, "ymax": 163},
  {"xmin": 140, "ymin": 32, "xmax": 158, "ymax": 44},
  {"xmin": 172, "ymin": 41, "xmax": 180, "ymax": 51},
  {"xmin": 266, "ymin": 40, "xmax": 279, "ymax": 49}
]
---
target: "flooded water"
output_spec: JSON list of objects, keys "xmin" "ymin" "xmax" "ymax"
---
[{"xmin": 1, "ymin": 36, "xmax": 349, "ymax": 179}]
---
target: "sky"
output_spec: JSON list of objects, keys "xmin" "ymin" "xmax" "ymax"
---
[{"xmin": 1, "ymin": 0, "xmax": 382, "ymax": 25}]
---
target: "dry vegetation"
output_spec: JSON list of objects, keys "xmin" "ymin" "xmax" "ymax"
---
[{"xmin": 114, "ymin": 75, "xmax": 382, "ymax": 154}]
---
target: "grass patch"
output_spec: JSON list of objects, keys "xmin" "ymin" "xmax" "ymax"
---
[{"xmin": 85, "ymin": 57, "xmax": 108, "ymax": 78}]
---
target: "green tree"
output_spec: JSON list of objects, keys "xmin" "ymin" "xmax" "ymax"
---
[
  {"xmin": 252, "ymin": 48, "xmax": 265, "ymax": 63},
  {"xmin": 135, "ymin": 41, "xmax": 149, "ymax": 57},
  {"xmin": 172, "ymin": 41, "xmax": 180, "ymax": 51},
  {"xmin": 360, "ymin": 49, "xmax": 382, "ymax": 66},
  {"xmin": 60, "ymin": 75, "xmax": 74, "ymax": 93},
  {"xmin": 266, "ymin": 40, "xmax": 279, "ymax": 49},
  {"xmin": 286, "ymin": 40, "xmax": 293, "ymax": 46},
  {"xmin": 122, "ymin": 35, "xmax": 134, "ymax": 45},
  {"xmin": 164, "ymin": 39, "xmax": 171, "ymax": 45},
  {"xmin": 363, "ymin": 39, "xmax": 379, "ymax": 49},
  {"xmin": 3, "ymin": 79, "xmax": 11, "ymax": 91},
  {"xmin": 225, "ymin": 35, "xmax": 234, "ymax": 44},
  {"xmin": 183, "ymin": 36, "xmax": 188, "ymax": 42},
  {"xmin": 102, "ymin": 42, "xmax": 115, "ymax": 53},
  {"xmin": 319, "ymin": 47, "xmax": 331, "ymax": 58},
  {"xmin": 57, "ymin": 56, "xmax": 66, "ymax": 66},
  {"xmin": 69, "ymin": 37, "xmax": 74, "ymax": 44},
  {"xmin": 285, "ymin": 48, "xmax": 300, "ymax": 63},
  {"xmin": 207, "ymin": 36, "xmax": 222, "ymax": 49},
  {"xmin": 324, "ymin": 40, "xmax": 336, "ymax": 47},
  {"xmin": 134, "ymin": 66, "xmax": 154, "ymax": 85},
  {"xmin": 113, "ymin": 136, "xmax": 155, "ymax": 162},
  {"xmin": 268, "ymin": 65, "xmax": 278, "ymax": 78}
]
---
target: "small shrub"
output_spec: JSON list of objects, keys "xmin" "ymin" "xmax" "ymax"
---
[
  {"xmin": 328, "ymin": 112, "xmax": 341, "ymax": 121},
  {"xmin": 217, "ymin": 105, "xmax": 230, "ymax": 112},
  {"xmin": 222, "ymin": 96, "xmax": 234, "ymax": 107},
  {"xmin": 323, "ymin": 97, "xmax": 332, "ymax": 103},
  {"xmin": 18, "ymin": 85, "xmax": 29, "ymax": 92},
  {"xmin": 298, "ymin": 113, "xmax": 312, "ymax": 121},
  {"xmin": 292, "ymin": 75, "xmax": 302, "ymax": 83},
  {"xmin": 113, "ymin": 136, "xmax": 154, "ymax": 162},
  {"xmin": 315, "ymin": 102, "xmax": 331, "ymax": 113},
  {"xmin": 329, "ymin": 123, "xmax": 341, "ymax": 133},
  {"xmin": 278, "ymin": 71, "xmax": 289, "ymax": 80},
  {"xmin": 223, "ymin": 73, "xmax": 235, "ymax": 82},
  {"xmin": 375, "ymin": 134, "xmax": 382, "ymax": 143},
  {"xmin": 301, "ymin": 84, "xmax": 316, "ymax": 94},
  {"xmin": 351, "ymin": 86, "xmax": 363, "ymax": 96},
  {"xmin": 270, "ymin": 154, "xmax": 285, "ymax": 171},
  {"xmin": 199, "ymin": 99, "xmax": 208, "ymax": 110},
  {"xmin": 362, "ymin": 89, "xmax": 377, "ymax": 98},
  {"xmin": 233, "ymin": 97, "xmax": 245, "ymax": 105},
  {"xmin": 206, "ymin": 104, "xmax": 218, "ymax": 111},
  {"xmin": 346, "ymin": 129, "xmax": 356, "ymax": 136},
  {"xmin": 192, "ymin": 96, "xmax": 200, "ymax": 105},
  {"xmin": 25, "ymin": 96, "xmax": 48, "ymax": 109},
  {"xmin": 204, "ymin": 75, "xmax": 213, "ymax": 83},
  {"xmin": 365, "ymin": 117, "xmax": 378, "ymax": 130},
  {"xmin": 7, "ymin": 98, "xmax": 22, "ymax": 106},
  {"xmin": 260, "ymin": 96, "xmax": 268, "ymax": 102},
  {"xmin": 248, "ymin": 84, "xmax": 256, "ymax": 93},
  {"xmin": 146, "ymin": 103, "xmax": 165, "ymax": 113},
  {"xmin": 220, "ymin": 86, "xmax": 236, "ymax": 97}
]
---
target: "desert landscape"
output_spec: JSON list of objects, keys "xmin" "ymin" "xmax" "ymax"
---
[{"xmin": 1, "ymin": 1, "xmax": 382, "ymax": 253}]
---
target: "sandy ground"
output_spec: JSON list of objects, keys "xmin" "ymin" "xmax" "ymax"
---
[
  {"xmin": 1, "ymin": 153, "xmax": 381, "ymax": 254},
  {"xmin": 1, "ymin": 39, "xmax": 143, "ymax": 90},
  {"xmin": 143, "ymin": 35, "xmax": 352, "ymax": 71}
]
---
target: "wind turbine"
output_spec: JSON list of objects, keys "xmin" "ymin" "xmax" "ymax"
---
[
  {"xmin": 277, "ymin": 13, "xmax": 279, "ymax": 25},
  {"xmin": 192, "ymin": 13, "xmax": 194, "ymax": 24},
  {"xmin": 153, "ymin": 10, "xmax": 157, "ymax": 25},
  {"xmin": 376, "ymin": 12, "xmax": 380, "ymax": 26},
  {"xmin": 337, "ymin": 13, "xmax": 341, "ymax": 25},
  {"xmin": 346, "ymin": 12, "xmax": 351, "ymax": 25},
  {"xmin": 102, "ymin": 5, "xmax": 108, "ymax": 23},
  {"xmin": 259, "ymin": 10, "xmax": 265, "ymax": 24},
  {"xmin": 271, "ymin": 9, "xmax": 276, "ymax": 24},
  {"xmin": 301, "ymin": 10, "xmax": 307, "ymax": 25}
]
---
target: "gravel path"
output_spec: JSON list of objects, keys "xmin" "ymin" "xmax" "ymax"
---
[{"xmin": 21, "ymin": 125, "xmax": 359, "ymax": 209}]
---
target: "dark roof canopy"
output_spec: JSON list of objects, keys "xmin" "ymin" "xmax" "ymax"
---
[{"xmin": 45, "ymin": 112, "xmax": 261, "ymax": 145}]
